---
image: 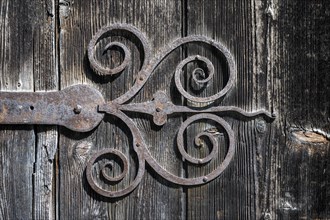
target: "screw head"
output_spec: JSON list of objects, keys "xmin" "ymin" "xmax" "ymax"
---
[{"xmin": 73, "ymin": 104, "xmax": 82, "ymax": 114}]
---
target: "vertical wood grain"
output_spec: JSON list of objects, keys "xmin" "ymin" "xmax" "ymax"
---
[
  {"xmin": 58, "ymin": 0, "xmax": 184, "ymax": 219},
  {"xmin": 184, "ymin": 0, "xmax": 330, "ymax": 219},
  {"xmin": 54, "ymin": 0, "xmax": 330, "ymax": 218},
  {"xmin": 0, "ymin": 0, "xmax": 33, "ymax": 218},
  {"xmin": 0, "ymin": 0, "xmax": 57, "ymax": 219},
  {"xmin": 0, "ymin": 0, "xmax": 328, "ymax": 219},
  {"xmin": 32, "ymin": 0, "xmax": 58, "ymax": 219},
  {"xmin": 265, "ymin": 0, "xmax": 330, "ymax": 219},
  {"xmin": 185, "ymin": 0, "xmax": 266, "ymax": 219}
]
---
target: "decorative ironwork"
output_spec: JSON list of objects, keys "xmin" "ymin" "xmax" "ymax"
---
[
  {"xmin": 0, "ymin": 23, "xmax": 275, "ymax": 198},
  {"xmin": 85, "ymin": 24, "xmax": 275, "ymax": 198}
]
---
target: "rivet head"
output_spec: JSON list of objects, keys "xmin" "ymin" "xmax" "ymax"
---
[
  {"xmin": 203, "ymin": 177, "xmax": 208, "ymax": 182},
  {"xmin": 136, "ymin": 142, "xmax": 140, "ymax": 147},
  {"xmin": 156, "ymin": 107, "xmax": 162, "ymax": 112},
  {"xmin": 73, "ymin": 104, "xmax": 82, "ymax": 114}
]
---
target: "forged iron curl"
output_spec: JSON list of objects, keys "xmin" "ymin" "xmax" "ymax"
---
[
  {"xmin": 88, "ymin": 24, "xmax": 150, "ymax": 76},
  {"xmin": 88, "ymin": 24, "xmax": 235, "ymax": 104},
  {"xmin": 86, "ymin": 110, "xmax": 146, "ymax": 198},
  {"xmin": 86, "ymin": 24, "xmax": 275, "ymax": 198},
  {"xmin": 177, "ymin": 114, "xmax": 221, "ymax": 165}
]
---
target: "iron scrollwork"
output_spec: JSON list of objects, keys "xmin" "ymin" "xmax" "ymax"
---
[{"xmin": 85, "ymin": 24, "xmax": 275, "ymax": 198}]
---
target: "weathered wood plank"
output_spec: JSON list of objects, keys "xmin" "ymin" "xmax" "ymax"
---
[
  {"xmin": 0, "ymin": 0, "xmax": 58, "ymax": 219},
  {"xmin": 0, "ymin": 1, "xmax": 328, "ymax": 219},
  {"xmin": 0, "ymin": 128, "xmax": 35, "ymax": 219},
  {"xmin": 185, "ymin": 0, "xmax": 330, "ymax": 219},
  {"xmin": 0, "ymin": 0, "xmax": 41, "ymax": 219},
  {"xmin": 185, "ymin": 0, "xmax": 267, "ymax": 219},
  {"xmin": 34, "ymin": 127, "xmax": 58, "ymax": 220},
  {"xmin": 58, "ymin": 0, "xmax": 184, "ymax": 219},
  {"xmin": 264, "ymin": 0, "xmax": 330, "ymax": 219},
  {"xmin": 32, "ymin": 0, "xmax": 58, "ymax": 219}
]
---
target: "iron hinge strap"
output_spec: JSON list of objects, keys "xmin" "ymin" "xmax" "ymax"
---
[{"xmin": 0, "ymin": 23, "xmax": 275, "ymax": 199}]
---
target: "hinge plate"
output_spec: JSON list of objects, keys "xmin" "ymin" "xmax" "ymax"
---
[{"xmin": 0, "ymin": 85, "xmax": 105, "ymax": 132}]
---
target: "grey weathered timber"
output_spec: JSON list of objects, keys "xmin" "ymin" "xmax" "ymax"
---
[
  {"xmin": 0, "ymin": 22, "xmax": 273, "ymax": 197},
  {"xmin": 185, "ymin": 0, "xmax": 268, "ymax": 219},
  {"xmin": 29, "ymin": 1, "xmax": 58, "ymax": 219},
  {"xmin": 0, "ymin": 0, "xmax": 58, "ymax": 219},
  {"xmin": 184, "ymin": 0, "xmax": 330, "ymax": 219},
  {"xmin": 0, "ymin": 0, "xmax": 329, "ymax": 220},
  {"xmin": 58, "ymin": 0, "xmax": 184, "ymax": 219},
  {"xmin": 261, "ymin": 1, "xmax": 330, "ymax": 219}
]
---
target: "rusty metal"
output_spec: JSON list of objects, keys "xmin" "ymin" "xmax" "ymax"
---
[
  {"xmin": 86, "ymin": 111, "xmax": 146, "ymax": 198},
  {"xmin": 0, "ymin": 85, "xmax": 104, "ymax": 132},
  {"xmin": 0, "ymin": 24, "xmax": 275, "ymax": 198},
  {"xmin": 87, "ymin": 24, "xmax": 150, "ymax": 77},
  {"xmin": 85, "ymin": 24, "xmax": 275, "ymax": 198},
  {"xmin": 86, "ymin": 148, "xmax": 145, "ymax": 198}
]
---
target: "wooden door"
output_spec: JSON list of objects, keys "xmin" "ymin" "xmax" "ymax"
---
[{"xmin": 0, "ymin": 0, "xmax": 329, "ymax": 219}]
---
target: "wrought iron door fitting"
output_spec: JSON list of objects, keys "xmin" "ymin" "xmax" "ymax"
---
[{"xmin": 0, "ymin": 24, "xmax": 275, "ymax": 198}]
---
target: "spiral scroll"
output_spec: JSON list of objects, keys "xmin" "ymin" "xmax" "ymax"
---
[
  {"xmin": 86, "ymin": 148, "xmax": 145, "ymax": 198},
  {"xmin": 175, "ymin": 55, "xmax": 229, "ymax": 103},
  {"xmin": 88, "ymin": 24, "xmax": 150, "ymax": 77},
  {"xmin": 177, "ymin": 114, "xmax": 221, "ymax": 165},
  {"xmin": 85, "ymin": 24, "xmax": 274, "ymax": 198},
  {"xmin": 143, "ymin": 113, "xmax": 235, "ymax": 186},
  {"xmin": 87, "ymin": 24, "xmax": 235, "ymax": 104}
]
